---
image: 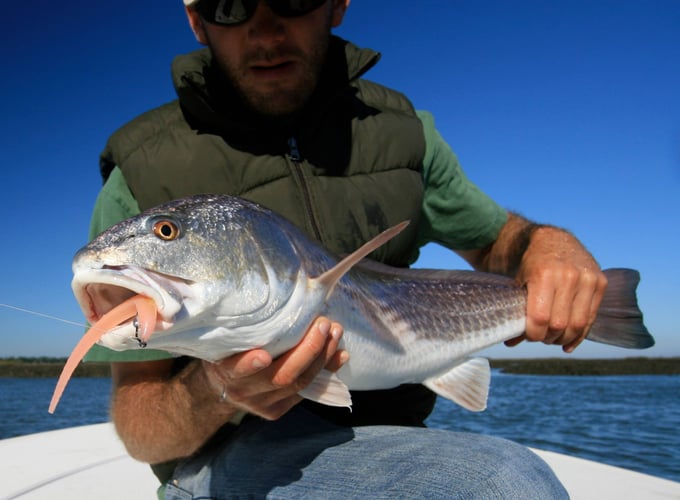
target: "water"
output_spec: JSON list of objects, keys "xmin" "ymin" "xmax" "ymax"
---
[
  {"xmin": 0, "ymin": 378, "xmax": 111, "ymax": 438},
  {"xmin": 427, "ymin": 372, "xmax": 680, "ymax": 483},
  {"xmin": 1, "ymin": 374, "xmax": 678, "ymax": 483}
]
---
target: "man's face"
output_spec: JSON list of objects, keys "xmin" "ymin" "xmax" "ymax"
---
[{"xmin": 187, "ymin": 1, "xmax": 347, "ymax": 118}]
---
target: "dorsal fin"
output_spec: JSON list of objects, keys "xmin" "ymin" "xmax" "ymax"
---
[{"xmin": 312, "ymin": 221, "xmax": 409, "ymax": 300}]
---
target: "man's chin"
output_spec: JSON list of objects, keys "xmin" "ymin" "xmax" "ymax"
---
[{"xmin": 245, "ymin": 89, "xmax": 310, "ymax": 118}]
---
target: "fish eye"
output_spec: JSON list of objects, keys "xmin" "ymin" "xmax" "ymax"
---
[{"xmin": 152, "ymin": 219, "xmax": 180, "ymax": 241}]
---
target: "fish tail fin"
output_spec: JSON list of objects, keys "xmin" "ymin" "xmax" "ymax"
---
[
  {"xmin": 314, "ymin": 221, "xmax": 409, "ymax": 299},
  {"xmin": 587, "ymin": 268, "xmax": 654, "ymax": 349}
]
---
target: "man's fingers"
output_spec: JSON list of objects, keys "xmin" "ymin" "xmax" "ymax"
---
[
  {"xmin": 272, "ymin": 319, "xmax": 346, "ymax": 390},
  {"xmin": 524, "ymin": 276, "xmax": 555, "ymax": 342},
  {"xmin": 246, "ymin": 392, "xmax": 304, "ymax": 421},
  {"xmin": 559, "ymin": 284, "xmax": 595, "ymax": 346},
  {"xmin": 215, "ymin": 350, "xmax": 273, "ymax": 379},
  {"xmin": 326, "ymin": 349, "xmax": 350, "ymax": 372},
  {"xmin": 322, "ymin": 322, "xmax": 347, "ymax": 371},
  {"xmin": 270, "ymin": 318, "xmax": 333, "ymax": 389},
  {"xmin": 562, "ymin": 271, "xmax": 607, "ymax": 352},
  {"xmin": 202, "ymin": 317, "xmax": 347, "ymax": 420},
  {"xmin": 504, "ymin": 334, "xmax": 525, "ymax": 347},
  {"xmin": 544, "ymin": 269, "xmax": 579, "ymax": 342}
]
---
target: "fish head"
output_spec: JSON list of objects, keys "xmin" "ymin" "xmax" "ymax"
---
[{"xmin": 71, "ymin": 195, "xmax": 307, "ymax": 356}]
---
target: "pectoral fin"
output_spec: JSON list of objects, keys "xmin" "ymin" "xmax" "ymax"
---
[
  {"xmin": 298, "ymin": 369, "xmax": 353, "ymax": 408},
  {"xmin": 424, "ymin": 358, "xmax": 490, "ymax": 412}
]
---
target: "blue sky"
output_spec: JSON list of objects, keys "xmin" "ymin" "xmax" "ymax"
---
[{"xmin": 1, "ymin": 0, "xmax": 678, "ymax": 359}]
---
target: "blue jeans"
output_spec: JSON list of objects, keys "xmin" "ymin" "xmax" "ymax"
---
[{"xmin": 165, "ymin": 406, "xmax": 567, "ymax": 499}]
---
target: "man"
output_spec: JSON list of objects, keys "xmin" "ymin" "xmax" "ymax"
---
[{"xmin": 86, "ymin": 0, "xmax": 606, "ymax": 497}]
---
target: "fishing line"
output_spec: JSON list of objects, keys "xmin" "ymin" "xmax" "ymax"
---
[
  {"xmin": 0, "ymin": 303, "xmax": 143, "ymax": 340},
  {"xmin": 0, "ymin": 303, "xmax": 88, "ymax": 328}
]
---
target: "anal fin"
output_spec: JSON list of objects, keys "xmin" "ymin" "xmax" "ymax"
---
[{"xmin": 424, "ymin": 358, "xmax": 490, "ymax": 412}]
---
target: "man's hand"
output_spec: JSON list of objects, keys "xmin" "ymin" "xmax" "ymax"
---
[
  {"xmin": 458, "ymin": 213, "xmax": 608, "ymax": 354},
  {"xmin": 506, "ymin": 226, "xmax": 608, "ymax": 352},
  {"xmin": 110, "ymin": 317, "xmax": 346, "ymax": 464},
  {"xmin": 202, "ymin": 317, "xmax": 347, "ymax": 420}
]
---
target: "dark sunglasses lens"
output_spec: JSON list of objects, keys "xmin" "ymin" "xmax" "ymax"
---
[
  {"xmin": 271, "ymin": 0, "xmax": 327, "ymax": 17},
  {"xmin": 197, "ymin": 0, "xmax": 327, "ymax": 24},
  {"xmin": 197, "ymin": 0, "xmax": 257, "ymax": 25}
]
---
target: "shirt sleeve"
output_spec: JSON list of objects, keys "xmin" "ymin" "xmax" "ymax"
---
[
  {"xmin": 83, "ymin": 167, "xmax": 173, "ymax": 363},
  {"xmin": 417, "ymin": 110, "xmax": 507, "ymax": 250}
]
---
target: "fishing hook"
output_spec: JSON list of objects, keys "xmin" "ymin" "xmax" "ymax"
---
[{"xmin": 132, "ymin": 316, "xmax": 148, "ymax": 348}]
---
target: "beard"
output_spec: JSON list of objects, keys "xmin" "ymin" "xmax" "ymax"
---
[{"xmin": 208, "ymin": 31, "xmax": 332, "ymax": 119}]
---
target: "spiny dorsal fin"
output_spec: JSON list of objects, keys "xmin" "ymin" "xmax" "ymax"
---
[{"xmin": 312, "ymin": 221, "xmax": 409, "ymax": 300}]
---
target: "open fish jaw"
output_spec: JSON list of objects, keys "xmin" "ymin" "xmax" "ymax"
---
[{"xmin": 71, "ymin": 264, "xmax": 187, "ymax": 347}]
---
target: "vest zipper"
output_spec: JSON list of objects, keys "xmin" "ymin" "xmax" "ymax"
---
[
  {"xmin": 287, "ymin": 137, "xmax": 322, "ymax": 241},
  {"xmin": 288, "ymin": 136, "xmax": 301, "ymax": 162}
]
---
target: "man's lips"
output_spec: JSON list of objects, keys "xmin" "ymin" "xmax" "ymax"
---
[{"xmin": 249, "ymin": 60, "xmax": 297, "ymax": 77}]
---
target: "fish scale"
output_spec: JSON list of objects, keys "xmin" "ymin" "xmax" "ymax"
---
[{"xmin": 325, "ymin": 272, "xmax": 527, "ymax": 390}]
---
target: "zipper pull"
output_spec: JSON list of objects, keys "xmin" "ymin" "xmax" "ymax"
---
[{"xmin": 288, "ymin": 137, "xmax": 301, "ymax": 162}]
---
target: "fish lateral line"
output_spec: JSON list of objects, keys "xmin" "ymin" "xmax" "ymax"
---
[{"xmin": 313, "ymin": 221, "xmax": 410, "ymax": 300}]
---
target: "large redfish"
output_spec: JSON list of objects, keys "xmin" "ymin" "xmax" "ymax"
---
[{"xmin": 50, "ymin": 195, "xmax": 654, "ymax": 413}]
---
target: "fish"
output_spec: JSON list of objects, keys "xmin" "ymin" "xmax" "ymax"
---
[{"xmin": 49, "ymin": 194, "xmax": 654, "ymax": 413}]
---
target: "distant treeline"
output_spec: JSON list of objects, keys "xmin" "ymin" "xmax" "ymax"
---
[
  {"xmin": 0, "ymin": 356, "xmax": 678, "ymax": 378},
  {"xmin": 2, "ymin": 356, "xmax": 72, "ymax": 364},
  {"xmin": 491, "ymin": 357, "xmax": 679, "ymax": 376},
  {"xmin": 0, "ymin": 358, "xmax": 110, "ymax": 378}
]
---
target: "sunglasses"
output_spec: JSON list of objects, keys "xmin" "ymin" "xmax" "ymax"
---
[{"xmin": 196, "ymin": 0, "xmax": 328, "ymax": 26}]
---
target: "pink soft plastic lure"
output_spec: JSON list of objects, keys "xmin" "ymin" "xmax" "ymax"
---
[{"xmin": 48, "ymin": 295, "xmax": 157, "ymax": 413}]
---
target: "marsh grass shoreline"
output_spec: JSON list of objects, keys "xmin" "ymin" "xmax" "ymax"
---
[
  {"xmin": 491, "ymin": 356, "xmax": 679, "ymax": 376},
  {"xmin": 0, "ymin": 356, "xmax": 677, "ymax": 378},
  {"xmin": 0, "ymin": 358, "xmax": 111, "ymax": 378}
]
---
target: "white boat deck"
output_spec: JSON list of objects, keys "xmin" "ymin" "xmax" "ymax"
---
[{"xmin": 1, "ymin": 423, "xmax": 679, "ymax": 499}]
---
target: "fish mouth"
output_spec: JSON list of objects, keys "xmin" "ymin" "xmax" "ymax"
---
[{"xmin": 71, "ymin": 264, "xmax": 187, "ymax": 349}]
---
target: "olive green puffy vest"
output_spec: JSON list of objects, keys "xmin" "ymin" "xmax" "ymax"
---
[{"xmin": 100, "ymin": 38, "xmax": 425, "ymax": 267}]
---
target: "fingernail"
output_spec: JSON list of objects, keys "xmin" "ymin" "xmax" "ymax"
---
[
  {"xmin": 338, "ymin": 351, "xmax": 350, "ymax": 365},
  {"xmin": 330, "ymin": 325, "xmax": 342, "ymax": 341},
  {"xmin": 317, "ymin": 319, "xmax": 330, "ymax": 336},
  {"xmin": 252, "ymin": 357, "xmax": 267, "ymax": 370}
]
